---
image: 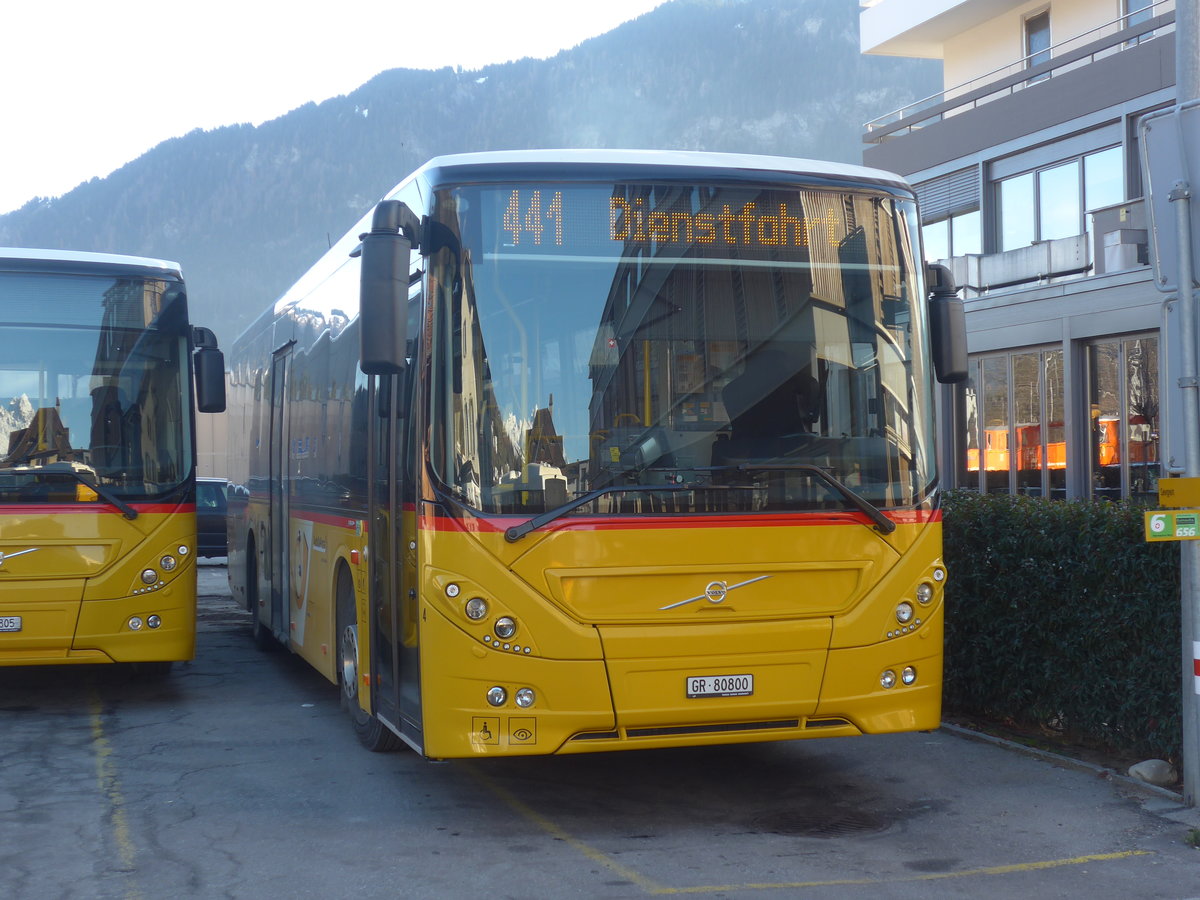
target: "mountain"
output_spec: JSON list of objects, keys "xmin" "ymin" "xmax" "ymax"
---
[{"xmin": 0, "ymin": 0, "xmax": 938, "ymax": 352}]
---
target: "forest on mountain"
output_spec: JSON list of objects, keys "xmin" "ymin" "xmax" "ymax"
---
[{"xmin": 0, "ymin": 0, "xmax": 937, "ymax": 350}]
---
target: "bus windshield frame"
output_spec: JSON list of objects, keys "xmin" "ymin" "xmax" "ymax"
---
[
  {"xmin": 427, "ymin": 178, "xmax": 936, "ymax": 520},
  {"xmin": 0, "ymin": 269, "xmax": 195, "ymax": 504}
]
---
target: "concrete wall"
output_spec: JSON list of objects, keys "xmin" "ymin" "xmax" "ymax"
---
[{"xmin": 944, "ymin": 0, "xmax": 1124, "ymax": 90}]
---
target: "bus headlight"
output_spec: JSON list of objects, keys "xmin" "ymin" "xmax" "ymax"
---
[
  {"xmin": 916, "ymin": 583, "xmax": 933, "ymax": 605},
  {"xmin": 895, "ymin": 602, "xmax": 915, "ymax": 624},
  {"xmin": 486, "ymin": 686, "xmax": 507, "ymax": 707},
  {"xmin": 140, "ymin": 569, "xmax": 158, "ymax": 585},
  {"xmin": 515, "ymin": 688, "xmax": 536, "ymax": 708},
  {"xmin": 880, "ymin": 669, "xmax": 897, "ymax": 689},
  {"xmin": 464, "ymin": 597, "xmax": 488, "ymax": 620},
  {"xmin": 160, "ymin": 555, "xmax": 177, "ymax": 572},
  {"xmin": 901, "ymin": 666, "xmax": 917, "ymax": 685},
  {"xmin": 494, "ymin": 617, "xmax": 517, "ymax": 640},
  {"xmin": 128, "ymin": 616, "xmax": 144, "ymax": 631}
]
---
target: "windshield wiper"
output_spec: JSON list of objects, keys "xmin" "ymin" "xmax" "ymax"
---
[
  {"xmin": 728, "ymin": 463, "xmax": 895, "ymax": 534},
  {"xmin": 34, "ymin": 463, "xmax": 139, "ymax": 520},
  {"xmin": 504, "ymin": 485, "xmax": 692, "ymax": 542}
]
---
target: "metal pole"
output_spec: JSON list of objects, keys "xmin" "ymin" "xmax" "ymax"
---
[
  {"xmin": 1176, "ymin": 0, "xmax": 1200, "ymax": 809},
  {"xmin": 1172, "ymin": 180, "xmax": 1200, "ymax": 806},
  {"xmin": 1181, "ymin": 0, "xmax": 1200, "ymax": 106}
]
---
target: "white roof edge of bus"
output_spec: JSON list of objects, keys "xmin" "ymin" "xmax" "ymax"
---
[
  {"xmin": 0, "ymin": 246, "xmax": 182, "ymax": 273},
  {"xmin": 415, "ymin": 149, "xmax": 913, "ymax": 190}
]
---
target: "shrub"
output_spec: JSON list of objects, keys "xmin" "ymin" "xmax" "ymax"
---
[{"xmin": 942, "ymin": 491, "xmax": 1182, "ymax": 761}]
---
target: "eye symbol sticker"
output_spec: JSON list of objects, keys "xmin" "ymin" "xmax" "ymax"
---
[{"xmin": 512, "ymin": 728, "xmax": 533, "ymax": 741}]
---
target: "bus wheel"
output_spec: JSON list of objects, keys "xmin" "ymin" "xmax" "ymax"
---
[
  {"xmin": 247, "ymin": 539, "xmax": 275, "ymax": 651},
  {"xmin": 335, "ymin": 567, "xmax": 401, "ymax": 752}
]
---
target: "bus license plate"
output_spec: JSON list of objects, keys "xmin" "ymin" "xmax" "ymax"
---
[
  {"xmin": 686, "ymin": 674, "xmax": 753, "ymax": 698},
  {"xmin": 0, "ymin": 616, "xmax": 22, "ymax": 632}
]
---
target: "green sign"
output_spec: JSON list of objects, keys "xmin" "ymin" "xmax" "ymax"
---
[{"xmin": 1145, "ymin": 510, "xmax": 1200, "ymax": 542}]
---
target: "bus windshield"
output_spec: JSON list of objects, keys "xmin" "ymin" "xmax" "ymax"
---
[
  {"xmin": 0, "ymin": 271, "xmax": 193, "ymax": 502},
  {"xmin": 429, "ymin": 180, "xmax": 936, "ymax": 517}
]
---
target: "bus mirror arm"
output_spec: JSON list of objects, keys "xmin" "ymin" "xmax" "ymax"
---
[
  {"xmin": 926, "ymin": 263, "xmax": 968, "ymax": 384},
  {"xmin": 360, "ymin": 199, "xmax": 420, "ymax": 375}
]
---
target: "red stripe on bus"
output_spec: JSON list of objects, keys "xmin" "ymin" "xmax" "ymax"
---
[
  {"xmin": 255, "ymin": 504, "xmax": 942, "ymax": 535},
  {"xmin": 418, "ymin": 508, "xmax": 941, "ymax": 534},
  {"xmin": 0, "ymin": 503, "xmax": 192, "ymax": 515}
]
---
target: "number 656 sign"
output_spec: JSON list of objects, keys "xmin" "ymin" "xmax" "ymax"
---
[{"xmin": 1145, "ymin": 510, "xmax": 1200, "ymax": 541}]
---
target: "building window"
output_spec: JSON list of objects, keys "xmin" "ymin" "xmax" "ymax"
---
[
  {"xmin": 1038, "ymin": 162, "xmax": 1081, "ymax": 242},
  {"xmin": 999, "ymin": 172, "xmax": 1035, "ymax": 250},
  {"xmin": 1025, "ymin": 10, "xmax": 1051, "ymax": 80},
  {"xmin": 922, "ymin": 209, "xmax": 981, "ymax": 262},
  {"xmin": 959, "ymin": 348, "xmax": 1065, "ymax": 497},
  {"xmin": 1086, "ymin": 336, "xmax": 1159, "ymax": 501},
  {"xmin": 997, "ymin": 146, "xmax": 1124, "ymax": 251},
  {"xmin": 1085, "ymin": 146, "xmax": 1123, "ymax": 212},
  {"xmin": 1124, "ymin": 0, "xmax": 1153, "ymax": 30}
]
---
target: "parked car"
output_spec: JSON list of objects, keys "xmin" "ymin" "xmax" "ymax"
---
[{"xmin": 196, "ymin": 477, "xmax": 229, "ymax": 558}]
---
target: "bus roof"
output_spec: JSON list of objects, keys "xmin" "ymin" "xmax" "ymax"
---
[
  {"xmin": 0, "ymin": 247, "xmax": 182, "ymax": 279},
  {"xmin": 413, "ymin": 149, "xmax": 913, "ymax": 194}
]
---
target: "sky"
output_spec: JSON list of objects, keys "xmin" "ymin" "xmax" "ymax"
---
[{"xmin": 0, "ymin": 0, "xmax": 668, "ymax": 215}]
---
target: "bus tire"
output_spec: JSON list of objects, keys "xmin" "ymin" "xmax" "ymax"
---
[
  {"xmin": 336, "ymin": 566, "xmax": 402, "ymax": 752},
  {"xmin": 247, "ymin": 538, "xmax": 275, "ymax": 651}
]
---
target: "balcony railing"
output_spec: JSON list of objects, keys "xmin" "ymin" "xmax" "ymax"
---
[
  {"xmin": 864, "ymin": 2, "xmax": 1175, "ymax": 142},
  {"xmin": 936, "ymin": 199, "xmax": 1150, "ymax": 297}
]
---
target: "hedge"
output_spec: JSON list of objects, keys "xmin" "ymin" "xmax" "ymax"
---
[{"xmin": 941, "ymin": 491, "xmax": 1182, "ymax": 762}]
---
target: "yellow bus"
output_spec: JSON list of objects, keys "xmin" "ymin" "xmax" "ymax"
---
[
  {"xmin": 226, "ymin": 150, "xmax": 966, "ymax": 757},
  {"xmin": 0, "ymin": 248, "xmax": 226, "ymax": 673}
]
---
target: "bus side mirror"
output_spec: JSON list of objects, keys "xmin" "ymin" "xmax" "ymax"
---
[
  {"xmin": 359, "ymin": 199, "xmax": 420, "ymax": 375},
  {"xmin": 192, "ymin": 326, "xmax": 226, "ymax": 413},
  {"xmin": 194, "ymin": 348, "xmax": 226, "ymax": 412},
  {"xmin": 926, "ymin": 264, "xmax": 968, "ymax": 384}
]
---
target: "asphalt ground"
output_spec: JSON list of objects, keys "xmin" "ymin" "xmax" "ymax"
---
[{"xmin": 0, "ymin": 560, "xmax": 1197, "ymax": 899}]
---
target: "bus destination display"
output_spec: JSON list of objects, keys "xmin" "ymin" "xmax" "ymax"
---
[{"xmin": 498, "ymin": 187, "xmax": 843, "ymax": 255}]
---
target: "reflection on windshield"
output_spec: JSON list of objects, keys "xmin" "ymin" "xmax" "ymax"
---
[
  {"xmin": 431, "ymin": 181, "xmax": 935, "ymax": 518},
  {"xmin": 0, "ymin": 273, "xmax": 192, "ymax": 503}
]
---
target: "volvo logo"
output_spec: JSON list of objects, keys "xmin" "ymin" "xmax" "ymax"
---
[
  {"xmin": 660, "ymin": 574, "xmax": 771, "ymax": 610},
  {"xmin": 0, "ymin": 548, "xmax": 39, "ymax": 569}
]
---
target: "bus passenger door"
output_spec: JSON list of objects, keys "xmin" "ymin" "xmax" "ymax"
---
[
  {"xmin": 367, "ymin": 330, "xmax": 422, "ymax": 746},
  {"xmin": 268, "ymin": 345, "xmax": 293, "ymax": 642},
  {"xmin": 368, "ymin": 373, "xmax": 413, "ymax": 739}
]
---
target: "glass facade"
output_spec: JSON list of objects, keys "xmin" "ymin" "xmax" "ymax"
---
[
  {"xmin": 959, "ymin": 347, "xmax": 1067, "ymax": 498},
  {"xmin": 996, "ymin": 146, "xmax": 1124, "ymax": 252},
  {"xmin": 1086, "ymin": 336, "xmax": 1159, "ymax": 501},
  {"xmin": 958, "ymin": 337, "xmax": 1157, "ymax": 501},
  {"xmin": 922, "ymin": 209, "xmax": 981, "ymax": 263}
]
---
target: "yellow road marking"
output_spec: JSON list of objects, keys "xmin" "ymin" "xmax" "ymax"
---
[
  {"xmin": 465, "ymin": 763, "xmax": 1153, "ymax": 896},
  {"xmin": 89, "ymin": 688, "xmax": 143, "ymax": 900},
  {"xmin": 463, "ymin": 763, "xmax": 668, "ymax": 893},
  {"xmin": 649, "ymin": 851, "xmax": 1155, "ymax": 894}
]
